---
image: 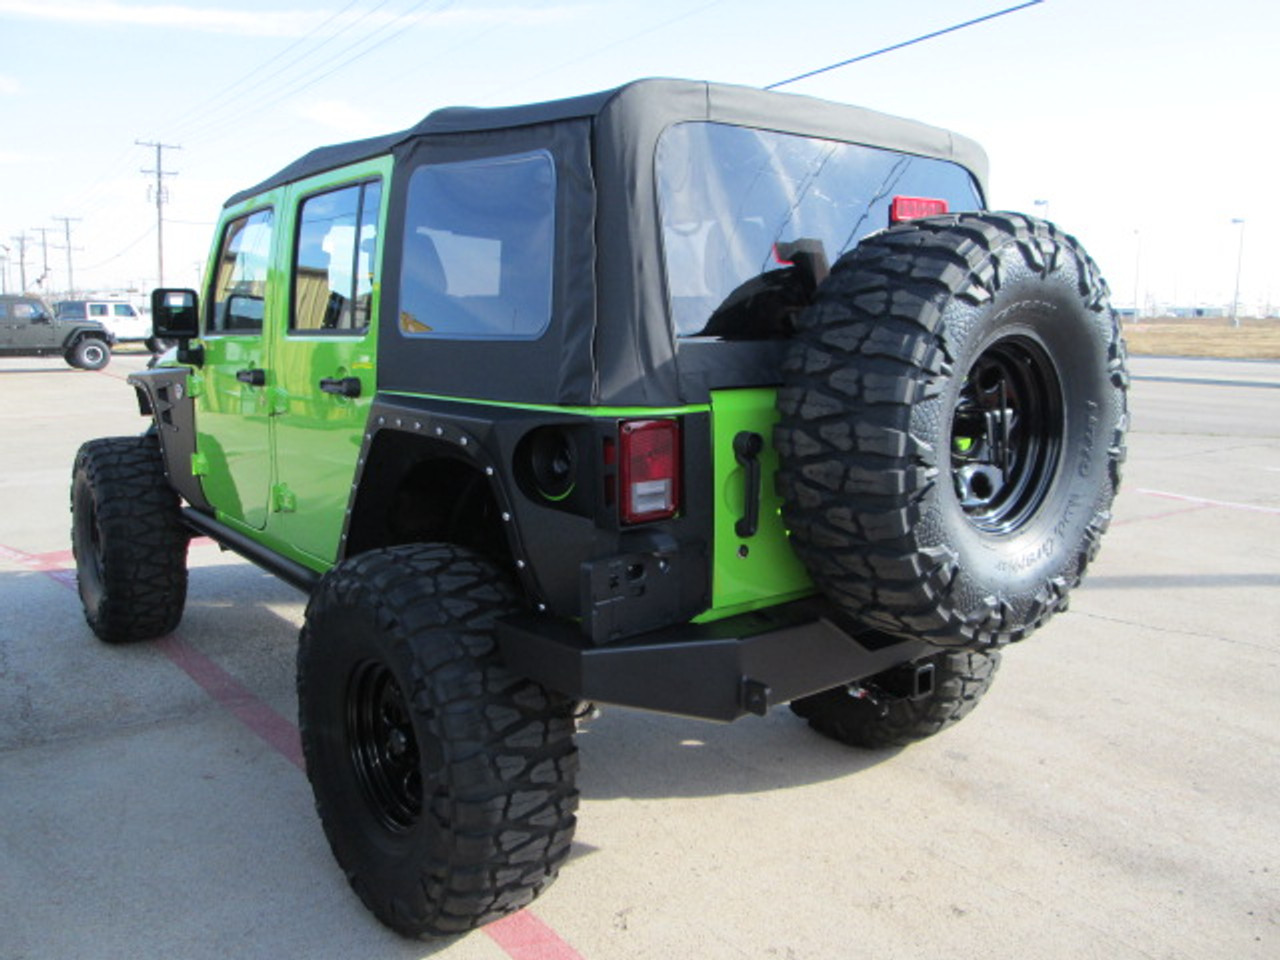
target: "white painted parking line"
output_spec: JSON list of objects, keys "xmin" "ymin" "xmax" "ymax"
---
[{"xmin": 1137, "ymin": 488, "xmax": 1280, "ymax": 515}]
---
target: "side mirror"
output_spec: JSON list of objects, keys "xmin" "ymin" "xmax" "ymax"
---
[
  {"xmin": 151, "ymin": 288, "xmax": 203, "ymax": 365},
  {"xmin": 151, "ymin": 288, "xmax": 201, "ymax": 339}
]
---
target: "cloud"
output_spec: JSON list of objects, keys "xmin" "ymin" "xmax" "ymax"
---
[
  {"xmin": 292, "ymin": 98, "xmax": 389, "ymax": 140},
  {"xmin": 0, "ymin": 74, "xmax": 20, "ymax": 95},
  {"xmin": 0, "ymin": 1, "xmax": 325, "ymax": 37}
]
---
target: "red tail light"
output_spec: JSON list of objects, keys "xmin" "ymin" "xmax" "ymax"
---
[
  {"xmin": 618, "ymin": 419, "xmax": 680, "ymax": 524},
  {"xmin": 891, "ymin": 195, "xmax": 949, "ymax": 224}
]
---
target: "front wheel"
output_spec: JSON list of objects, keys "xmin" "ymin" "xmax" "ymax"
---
[
  {"xmin": 68, "ymin": 337, "xmax": 110, "ymax": 370},
  {"xmin": 70, "ymin": 435, "xmax": 189, "ymax": 642},
  {"xmin": 297, "ymin": 544, "xmax": 579, "ymax": 938}
]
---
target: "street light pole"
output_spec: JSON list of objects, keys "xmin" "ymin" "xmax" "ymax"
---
[
  {"xmin": 1230, "ymin": 218, "xmax": 1245, "ymax": 328},
  {"xmin": 1132, "ymin": 229, "xmax": 1142, "ymax": 322}
]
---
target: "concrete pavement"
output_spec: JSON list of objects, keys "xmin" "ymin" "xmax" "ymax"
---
[{"xmin": 1, "ymin": 352, "xmax": 1276, "ymax": 960}]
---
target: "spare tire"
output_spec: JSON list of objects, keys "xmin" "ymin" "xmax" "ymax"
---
[{"xmin": 776, "ymin": 213, "xmax": 1127, "ymax": 648}]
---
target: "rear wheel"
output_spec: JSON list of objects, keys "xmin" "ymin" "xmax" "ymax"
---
[
  {"xmin": 297, "ymin": 544, "xmax": 579, "ymax": 938},
  {"xmin": 791, "ymin": 649, "xmax": 1001, "ymax": 748},
  {"xmin": 71, "ymin": 435, "xmax": 189, "ymax": 642}
]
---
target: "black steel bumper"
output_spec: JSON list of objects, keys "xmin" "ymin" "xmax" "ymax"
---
[{"xmin": 496, "ymin": 599, "xmax": 932, "ymax": 723}]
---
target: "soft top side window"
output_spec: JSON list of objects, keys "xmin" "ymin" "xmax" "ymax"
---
[
  {"xmin": 207, "ymin": 208, "xmax": 274, "ymax": 335},
  {"xmin": 398, "ymin": 151, "xmax": 555, "ymax": 341}
]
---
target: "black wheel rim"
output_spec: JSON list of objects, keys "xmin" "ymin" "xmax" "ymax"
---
[
  {"xmin": 950, "ymin": 335, "xmax": 1064, "ymax": 534},
  {"xmin": 346, "ymin": 660, "xmax": 422, "ymax": 833}
]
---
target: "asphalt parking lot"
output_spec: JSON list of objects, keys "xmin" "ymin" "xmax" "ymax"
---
[{"xmin": 2, "ymin": 350, "xmax": 1277, "ymax": 960}]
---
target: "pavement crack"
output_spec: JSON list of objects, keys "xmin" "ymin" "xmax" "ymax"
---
[{"xmin": 1072, "ymin": 610, "xmax": 1275, "ymax": 653}]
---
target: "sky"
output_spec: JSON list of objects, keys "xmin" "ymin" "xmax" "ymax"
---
[{"xmin": 1, "ymin": 0, "xmax": 1276, "ymax": 314}]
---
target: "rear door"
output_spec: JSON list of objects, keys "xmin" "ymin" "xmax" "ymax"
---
[{"xmin": 268, "ymin": 159, "xmax": 389, "ymax": 565}]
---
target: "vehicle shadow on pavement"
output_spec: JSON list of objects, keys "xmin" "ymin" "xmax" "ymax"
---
[
  {"xmin": 0, "ymin": 366, "xmax": 92, "ymax": 375},
  {"xmin": 573, "ymin": 703, "xmax": 900, "ymax": 801}
]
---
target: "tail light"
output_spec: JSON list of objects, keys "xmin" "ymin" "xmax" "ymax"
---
[
  {"xmin": 891, "ymin": 195, "xmax": 949, "ymax": 224},
  {"xmin": 618, "ymin": 419, "xmax": 680, "ymax": 524}
]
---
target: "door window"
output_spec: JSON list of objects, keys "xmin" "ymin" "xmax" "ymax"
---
[
  {"xmin": 292, "ymin": 180, "xmax": 382, "ymax": 333},
  {"xmin": 208, "ymin": 209, "xmax": 274, "ymax": 334}
]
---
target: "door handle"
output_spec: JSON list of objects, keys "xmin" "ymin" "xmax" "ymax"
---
[
  {"xmin": 236, "ymin": 368, "xmax": 266, "ymax": 387},
  {"xmin": 733, "ymin": 431, "xmax": 764, "ymax": 539},
  {"xmin": 319, "ymin": 376, "xmax": 362, "ymax": 398}
]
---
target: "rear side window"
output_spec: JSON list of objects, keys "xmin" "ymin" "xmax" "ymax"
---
[
  {"xmin": 208, "ymin": 208, "xmax": 274, "ymax": 335},
  {"xmin": 292, "ymin": 180, "xmax": 382, "ymax": 333},
  {"xmin": 657, "ymin": 122, "xmax": 983, "ymax": 339},
  {"xmin": 398, "ymin": 151, "xmax": 555, "ymax": 341},
  {"xmin": 89, "ymin": 304, "xmax": 108, "ymax": 317}
]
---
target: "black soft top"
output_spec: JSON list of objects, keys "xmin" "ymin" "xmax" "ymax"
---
[
  {"xmin": 225, "ymin": 79, "xmax": 987, "ymax": 208},
  {"xmin": 225, "ymin": 79, "xmax": 988, "ymax": 407}
]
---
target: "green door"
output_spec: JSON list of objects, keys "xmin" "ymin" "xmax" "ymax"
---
[
  {"xmin": 193, "ymin": 205, "xmax": 278, "ymax": 532},
  {"xmin": 267, "ymin": 166, "xmax": 387, "ymax": 566}
]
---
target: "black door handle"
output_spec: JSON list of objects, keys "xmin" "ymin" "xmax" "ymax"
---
[
  {"xmin": 236, "ymin": 368, "xmax": 266, "ymax": 387},
  {"xmin": 733, "ymin": 431, "xmax": 764, "ymax": 539},
  {"xmin": 319, "ymin": 376, "xmax": 362, "ymax": 398}
]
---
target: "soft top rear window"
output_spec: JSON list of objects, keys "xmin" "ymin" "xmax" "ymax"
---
[
  {"xmin": 398, "ymin": 151, "xmax": 555, "ymax": 341},
  {"xmin": 657, "ymin": 122, "xmax": 983, "ymax": 339}
]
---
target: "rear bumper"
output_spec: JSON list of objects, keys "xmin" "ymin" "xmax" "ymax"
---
[{"xmin": 496, "ymin": 599, "xmax": 932, "ymax": 722}]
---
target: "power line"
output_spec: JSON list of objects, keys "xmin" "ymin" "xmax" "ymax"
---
[
  {"xmin": 175, "ymin": 0, "xmax": 448, "ymax": 147},
  {"xmin": 766, "ymin": 0, "xmax": 1045, "ymax": 90},
  {"xmin": 161, "ymin": 0, "xmax": 369, "ymax": 138}
]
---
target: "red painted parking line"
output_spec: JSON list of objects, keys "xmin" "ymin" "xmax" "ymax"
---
[
  {"xmin": 155, "ymin": 634, "xmax": 306, "ymax": 771},
  {"xmin": 5, "ymin": 539, "xmax": 586, "ymax": 960},
  {"xmin": 485, "ymin": 910, "xmax": 585, "ymax": 960}
]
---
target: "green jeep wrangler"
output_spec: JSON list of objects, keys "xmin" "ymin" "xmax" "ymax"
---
[{"xmin": 71, "ymin": 79, "xmax": 1127, "ymax": 938}]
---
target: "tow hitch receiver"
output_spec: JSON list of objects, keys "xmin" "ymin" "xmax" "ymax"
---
[{"xmin": 873, "ymin": 660, "xmax": 936, "ymax": 701}]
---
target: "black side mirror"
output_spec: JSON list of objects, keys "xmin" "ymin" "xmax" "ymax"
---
[
  {"xmin": 151, "ymin": 288, "xmax": 203, "ymax": 365},
  {"xmin": 151, "ymin": 288, "xmax": 201, "ymax": 339}
]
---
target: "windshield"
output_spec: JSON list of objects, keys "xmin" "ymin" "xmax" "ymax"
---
[{"xmin": 657, "ymin": 122, "xmax": 983, "ymax": 338}]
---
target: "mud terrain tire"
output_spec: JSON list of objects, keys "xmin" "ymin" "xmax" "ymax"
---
[
  {"xmin": 776, "ymin": 213, "xmax": 1127, "ymax": 648},
  {"xmin": 71, "ymin": 435, "xmax": 189, "ymax": 642},
  {"xmin": 791, "ymin": 649, "xmax": 1001, "ymax": 748},
  {"xmin": 297, "ymin": 544, "xmax": 579, "ymax": 938}
]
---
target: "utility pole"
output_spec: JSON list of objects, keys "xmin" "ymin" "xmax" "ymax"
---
[
  {"xmin": 30, "ymin": 226, "xmax": 52, "ymax": 291},
  {"xmin": 52, "ymin": 216, "xmax": 82, "ymax": 299},
  {"xmin": 1230, "ymin": 218, "xmax": 1245, "ymax": 328},
  {"xmin": 10, "ymin": 233, "xmax": 30, "ymax": 292},
  {"xmin": 137, "ymin": 139, "xmax": 181, "ymax": 287}
]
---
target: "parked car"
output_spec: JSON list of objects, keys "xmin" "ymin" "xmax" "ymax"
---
[
  {"xmin": 54, "ymin": 299, "xmax": 165, "ymax": 351},
  {"xmin": 1, "ymin": 294, "xmax": 114, "ymax": 369}
]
